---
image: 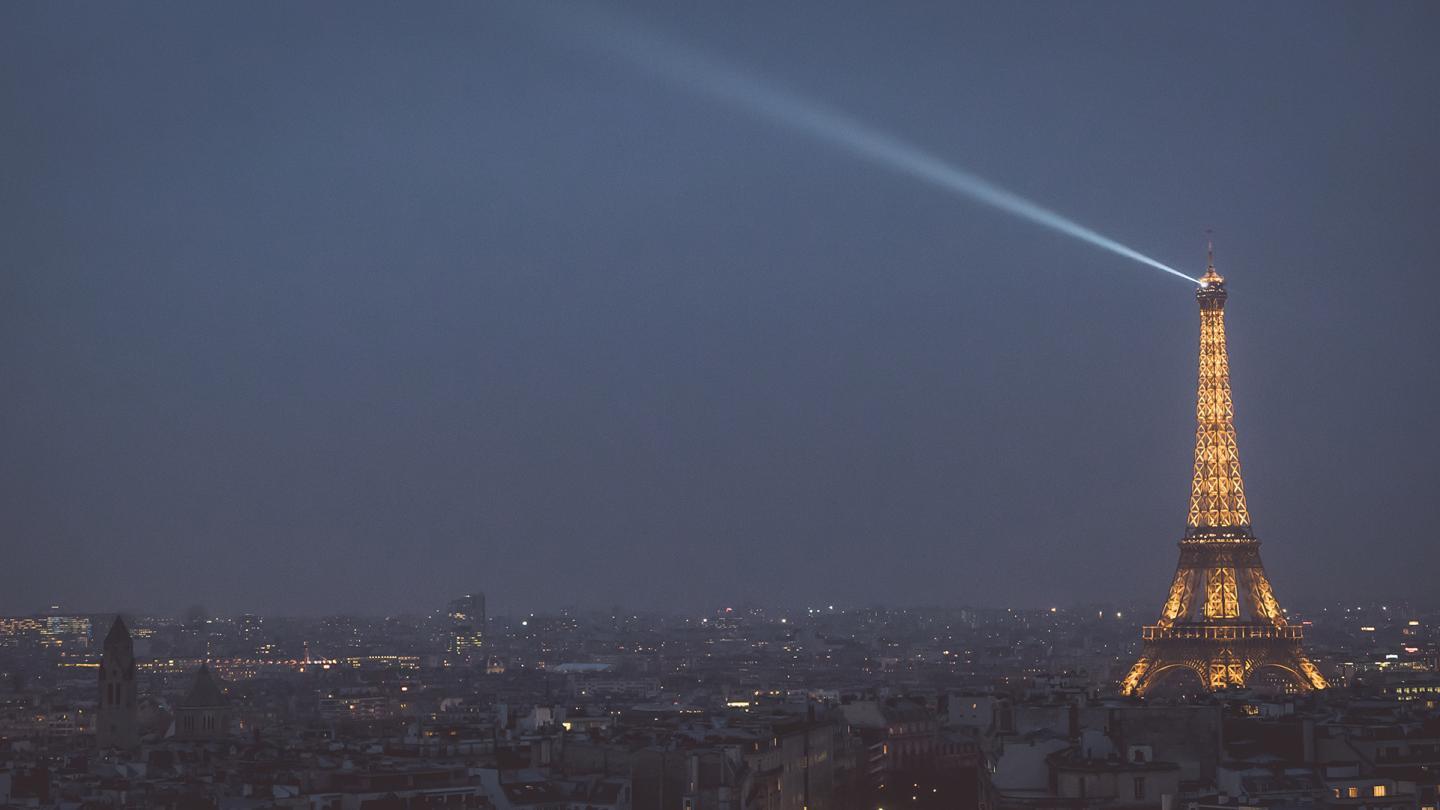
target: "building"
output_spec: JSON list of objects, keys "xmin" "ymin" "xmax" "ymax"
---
[
  {"xmin": 0, "ymin": 616, "xmax": 43, "ymax": 648},
  {"xmin": 40, "ymin": 610, "xmax": 90, "ymax": 650},
  {"xmin": 1048, "ymin": 745, "xmax": 1181, "ymax": 809},
  {"xmin": 450, "ymin": 593, "xmax": 488, "ymax": 661},
  {"xmin": 96, "ymin": 615, "xmax": 139, "ymax": 751},
  {"xmin": 174, "ymin": 663, "xmax": 230, "ymax": 740}
]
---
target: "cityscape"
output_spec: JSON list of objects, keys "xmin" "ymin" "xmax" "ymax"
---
[
  {"xmin": 3, "ymin": 591, "xmax": 1440, "ymax": 808},
  {"xmin": 3, "ymin": 264, "xmax": 1438, "ymax": 805},
  {"xmin": 4, "ymin": 2, "xmax": 1438, "ymax": 809}
]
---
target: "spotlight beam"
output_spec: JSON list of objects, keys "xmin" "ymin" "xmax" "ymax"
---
[{"xmin": 543, "ymin": 8, "xmax": 1202, "ymax": 286}]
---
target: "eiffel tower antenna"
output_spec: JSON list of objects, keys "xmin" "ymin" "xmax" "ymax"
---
[{"xmin": 1121, "ymin": 242, "xmax": 1327, "ymax": 695}]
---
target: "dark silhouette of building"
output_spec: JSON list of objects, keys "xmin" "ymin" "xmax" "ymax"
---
[
  {"xmin": 174, "ymin": 663, "xmax": 230, "ymax": 740},
  {"xmin": 96, "ymin": 615, "xmax": 139, "ymax": 751}
]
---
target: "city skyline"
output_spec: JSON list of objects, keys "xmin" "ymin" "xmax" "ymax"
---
[{"xmin": 5, "ymin": 580, "xmax": 1437, "ymax": 809}]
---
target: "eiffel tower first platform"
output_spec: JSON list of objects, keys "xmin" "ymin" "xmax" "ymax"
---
[{"xmin": 1120, "ymin": 246, "xmax": 1327, "ymax": 696}]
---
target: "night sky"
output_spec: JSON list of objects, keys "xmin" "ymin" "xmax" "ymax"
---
[{"xmin": 3, "ymin": 2, "xmax": 1437, "ymax": 617}]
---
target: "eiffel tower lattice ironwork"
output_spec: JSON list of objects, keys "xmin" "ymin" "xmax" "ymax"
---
[{"xmin": 1120, "ymin": 245, "xmax": 1327, "ymax": 695}]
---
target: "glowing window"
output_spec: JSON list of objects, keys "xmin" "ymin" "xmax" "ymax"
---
[{"xmin": 1373, "ymin": 785, "xmax": 1387, "ymax": 798}]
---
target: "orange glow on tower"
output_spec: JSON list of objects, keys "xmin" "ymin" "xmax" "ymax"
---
[{"xmin": 1121, "ymin": 244, "xmax": 1326, "ymax": 696}]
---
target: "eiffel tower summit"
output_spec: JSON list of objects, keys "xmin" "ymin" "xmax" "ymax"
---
[{"xmin": 1121, "ymin": 245, "xmax": 1328, "ymax": 696}]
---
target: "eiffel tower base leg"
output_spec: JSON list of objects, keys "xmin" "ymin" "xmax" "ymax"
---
[{"xmin": 1121, "ymin": 637, "xmax": 1327, "ymax": 695}]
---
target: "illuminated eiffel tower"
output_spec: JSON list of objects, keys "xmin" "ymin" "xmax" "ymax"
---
[{"xmin": 1121, "ymin": 245, "xmax": 1327, "ymax": 695}]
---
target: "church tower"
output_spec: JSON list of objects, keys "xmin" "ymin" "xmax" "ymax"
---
[
  {"xmin": 175, "ymin": 663, "xmax": 231, "ymax": 740},
  {"xmin": 96, "ymin": 615, "xmax": 139, "ymax": 750}
]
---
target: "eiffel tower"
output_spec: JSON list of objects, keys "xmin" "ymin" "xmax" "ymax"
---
[{"xmin": 1121, "ymin": 245, "xmax": 1327, "ymax": 696}]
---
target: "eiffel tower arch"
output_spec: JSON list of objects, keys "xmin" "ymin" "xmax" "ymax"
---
[{"xmin": 1121, "ymin": 245, "xmax": 1327, "ymax": 696}]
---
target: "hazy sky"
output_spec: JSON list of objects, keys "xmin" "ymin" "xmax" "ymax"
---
[{"xmin": 3, "ymin": 2, "xmax": 1437, "ymax": 616}]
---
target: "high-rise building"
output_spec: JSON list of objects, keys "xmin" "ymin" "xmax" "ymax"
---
[
  {"xmin": 237, "ymin": 613, "xmax": 263, "ymax": 654},
  {"xmin": 96, "ymin": 616, "xmax": 139, "ymax": 751},
  {"xmin": 447, "ymin": 593, "xmax": 486, "ymax": 661},
  {"xmin": 1121, "ymin": 246, "xmax": 1327, "ymax": 695},
  {"xmin": 40, "ymin": 606, "xmax": 90, "ymax": 650},
  {"xmin": 0, "ymin": 617, "xmax": 43, "ymax": 648}
]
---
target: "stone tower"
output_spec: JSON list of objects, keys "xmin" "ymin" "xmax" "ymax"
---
[
  {"xmin": 96, "ymin": 615, "xmax": 139, "ymax": 750},
  {"xmin": 174, "ymin": 663, "xmax": 230, "ymax": 740}
]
